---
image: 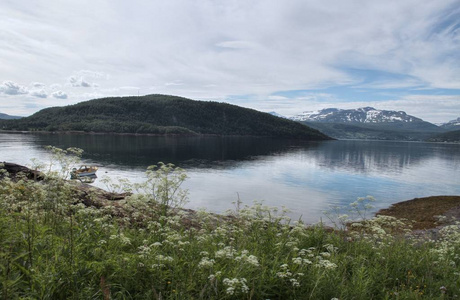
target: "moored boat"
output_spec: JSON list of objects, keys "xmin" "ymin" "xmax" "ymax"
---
[{"xmin": 70, "ymin": 165, "xmax": 98, "ymax": 179}]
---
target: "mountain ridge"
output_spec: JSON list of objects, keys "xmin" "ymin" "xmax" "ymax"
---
[
  {"xmin": 0, "ymin": 94, "xmax": 331, "ymax": 140},
  {"xmin": 440, "ymin": 117, "xmax": 460, "ymax": 130},
  {"xmin": 0, "ymin": 112, "xmax": 22, "ymax": 120},
  {"xmin": 289, "ymin": 107, "xmax": 448, "ymax": 141},
  {"xmin": 291, "ymin": 107, "xmax": 426, "ymax": 124}
]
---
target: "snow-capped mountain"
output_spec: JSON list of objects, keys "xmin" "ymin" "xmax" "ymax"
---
[
  {"xmin": 289, "ymin": 107, "xmax": 446, "ymax": 140},
  {"xmin": 439, "ymin": 117, "xmax": 460, "ymax": 130},
  {"xmin": 290, "ymin": 107, "xmax": 423, "ymax": 124}
]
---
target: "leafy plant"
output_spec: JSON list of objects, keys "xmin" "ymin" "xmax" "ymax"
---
[{"xmin": 0, "ymin": 151, "xmax": 459, "ymax": 299}]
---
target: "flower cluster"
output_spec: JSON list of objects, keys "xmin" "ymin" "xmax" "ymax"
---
[{"xmin": 222, "ymin": 277, "xmax": 249, "ymax": 295}]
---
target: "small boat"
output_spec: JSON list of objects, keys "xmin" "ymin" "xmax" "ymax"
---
[{"xmin": 70, "ymin": 165, "xmax": 98, "ymax": 180}]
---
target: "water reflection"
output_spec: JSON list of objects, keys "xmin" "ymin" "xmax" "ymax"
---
[
  {"xmin": 1, "ymin": 133, "xmax": 459, "ymax": 223},
  {"xmin": 23, "ymin": 133, "xmax": 324, "ymax": 169},
  {"xmin": 299, "ymin": 140, "xmax": 460, "ymax": 176},
  {"xmin": 15, "ymin": 133, "xmax": 460, "ymax": 175}
]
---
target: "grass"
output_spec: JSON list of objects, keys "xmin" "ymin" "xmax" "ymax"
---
[{"xmin": 1, "ymin": 150, "xmax": 460, "ymax": 299}]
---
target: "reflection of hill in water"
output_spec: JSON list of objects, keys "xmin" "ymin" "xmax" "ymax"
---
[
  {"xmin": 303, "ymin": 140, "xmax": 460, "ymax": 174},
  {"xmin": 31, "ymin": 134, "xmax": 322, "ymax": 168},
  {"xmin": 30, "ymin": 134, "xmax": 460, "ymax": 173}
]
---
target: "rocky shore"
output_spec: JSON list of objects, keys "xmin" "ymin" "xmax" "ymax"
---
[{"xmin": 2, "ymin": 162, "xmax": 460, "ymax": 233}]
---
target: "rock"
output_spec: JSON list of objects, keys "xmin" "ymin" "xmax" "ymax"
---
[{"xmin": 0, "ymin": 162, "xmax": 45, "ymax": 181}]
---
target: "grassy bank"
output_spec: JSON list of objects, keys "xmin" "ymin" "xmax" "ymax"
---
[{"xmin": 1, "ymin": 155, "xmax": 459, "ymax": 299}]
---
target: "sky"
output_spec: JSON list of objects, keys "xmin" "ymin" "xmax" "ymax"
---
[{"xmin": 0, "ymin": 0, "xmax": 459, "ymax": 123}]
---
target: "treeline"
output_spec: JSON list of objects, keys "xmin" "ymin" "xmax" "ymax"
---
[
  {"xmin": 0, "ymin": 94, "xmax": 330, "ymax": 140},
  {"xmin": 426, "ymin": 129, "xmax": 460, "ymax": 143},
  {"xmin": 301, "ymin": 121, "xmax": 446, "ymax": 141}
]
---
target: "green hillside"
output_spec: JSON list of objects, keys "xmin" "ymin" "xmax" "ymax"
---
[
  {"xmin": 426, "ymin": 129, "xmax": 460, "ymax": 143},
  {"xmin": 0, "ymin": 94, "xmax": 331, "ymax": 140},
  {"xmin": 301, "ymin": 121, "xmax": 445, "ymax": 141}
]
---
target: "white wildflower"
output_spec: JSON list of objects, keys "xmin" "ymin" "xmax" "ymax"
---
[
  {"xmin": 198, "ymin": 257, "xmax": 215, "ymax": 268},
  {"xmin": 292, "ymin": 257, "xmax": 302, "ymax": 265},
  {"xmin": 223, "ymin": 277, "xmax": 249, "ymax": 295},
  {"xmin": 316, "ymin": 259, "xmax": 338, "ymax": 270},
  {"xmin": 290, "ymin": 278, "xmax": 300, "ymax": 287}
]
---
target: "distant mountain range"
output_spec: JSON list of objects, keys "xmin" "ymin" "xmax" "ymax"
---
[
  {"xmin": 0, "ymin": 95, "xmax": 330, "ymax": 140},
  {"xmin": 440, "ymin": 117, "xmax": 460, "ymax": 130},
  {"xmin": 291, "ymin": 107, "xmax": 425, "ymax": 124},
  {"xmin": 1, "ymin": 101, "xmax": 458, "ymax": 142},
  {"xmin": 289, "ymin": 107, "xmax": 458, "ymax": 141},
  {"xmin": 0, "ymin": 112, "xmax": 22, "ymax": 120}
]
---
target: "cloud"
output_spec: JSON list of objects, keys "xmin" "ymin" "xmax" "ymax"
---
[
  {"xmin": 67, "ymin": 70, "xmax": 107, "ymax": 88},
  {"xmin": 52, "ymin": 91, "xmax": 68, "ymax": 99},
  {"xmin": 50, "ymin": 84, "xmax": 62, "ymax": 90},
  {"xmin": 119, "ymin": 86, "xmax": 140, "ymax": 90},
  {"xmin": 165, "ymin": 81, "xmax": 184, "ymax": 87},
  {"xmin": 376, "ymin": 95, "xmax": 460, "ymax": 123},
  {"xmin": 0, "ymin": 80, "xmax": 28, "ymax": 95},
  {"xmin": 68, "ymin": 75, "xmax": 93, "ymax": 87},
  {"xmin": 0, "ymin": 1, "xmax": 458, "ymax": 120},
  {"xmin": 31, "ymin": 82, "xmax": 45, "ymax": 88},
  {"xmin": 215, "ymin": 40, "xmax": 256, "ymax": 50},
  {"xmin": 30, "ymin": 89, "xmax": 47, "ymax": 98},
  {"xmin": 77, "ymin": 70, "xmax": 107, "ymax": 79}
]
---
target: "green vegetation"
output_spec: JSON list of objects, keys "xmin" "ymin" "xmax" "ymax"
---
[
  {"xmin": 301, "ymin": 121, "xmax": 446, "ymax": 141},
  {"xmin": 0, "ymin": 94, "xmax": 330, "ymax": 140},
  {"xmin": 426, "ymin": 130, "xmax": 460, "ymax": 143},
  {"xmin": 1, "ymin": 150, "xmax": 460, "ymax": 299}
]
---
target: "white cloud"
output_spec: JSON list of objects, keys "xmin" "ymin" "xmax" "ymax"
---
[
  {"xmin": 375, "ymin": 95, "xmax": 460, "ymax": 123},
  {"xmin": 119, "ymin": 86, "xmax": 140, "ymax": 90},
  {"xmin": 52, "ymin": 90, "xmax": 68, "ymax": 99},
  {"xmin": 30, "ymin": 89, "xmax": 47, "ymax": 98},
  {"xmin": 50, "ymin": 83, "xmax": 62, "ymax": 90},
  {"xmin": 68, "ymin": 75, "xmax": 93, "ymax": 87},
  {"xmin": 0, "ymin": 80, "xmax": 28, "ymax": 95},
  {"xmin": 215, "ymin": 40, "xmax": 256, "ymax": 50},
  {"xmin": 31, "ymin": 82, "xmax": 45, "ymax": 88},
  {"xmin": 77, "ymin": 70, "xmax": 107, "ymax": 79},
  {"xmin": 165, "ymin": 81, "xmax": 184, "ymax": 87},
  {"xmin": 67, "ymin": 70, "xmax": 106, "ymax": 88},
  {"xmin": 0, "ymin": 0, "xmax": 458, "ymax": 120}
]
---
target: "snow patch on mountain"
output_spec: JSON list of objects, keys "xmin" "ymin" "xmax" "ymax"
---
[
  {"xmin": 440, "ymin": 117, "xmax": 460, "ymax": 129},
  {"xmin": 290, "ymin": 107, "xmax": 422, "ymax": 123}
]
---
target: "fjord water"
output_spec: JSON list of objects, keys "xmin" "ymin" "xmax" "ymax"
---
[{"xmin": 2, "ymin": 132, "xmax": 460, "ymax": 223}]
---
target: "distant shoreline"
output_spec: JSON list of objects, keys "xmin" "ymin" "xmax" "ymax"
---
[
  {"xmin": 0, "ymin": 129, "xmax": 334, "ymax": 140},
  {"xmin": 2, "ymin": 130, "xmax": 458, "ymax": 143},
  {"xmin": 0, "ymin": 129, "xmax": 198, "ymax": 137}
]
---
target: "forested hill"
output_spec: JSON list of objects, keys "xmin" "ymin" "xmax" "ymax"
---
[
  {"xmin": 0, "ymin": 94, "xmax": 331, "ymax": 140},
  {"xmin": 426, "ymin": 130, "xmax": 460, "ymax": 143}
]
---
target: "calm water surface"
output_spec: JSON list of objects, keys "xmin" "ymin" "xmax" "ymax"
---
[{"xmin": 1, "ymin": 132, "xmax": 459, "ymax": 223}]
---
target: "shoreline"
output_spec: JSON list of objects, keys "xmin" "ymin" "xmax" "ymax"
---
[
  {"xmin": 3, "ymin": 161, "xmax": 459, "ymax": 231},
  {"xmin": 376, "ymin": 195, "xmax": 460, "ymax": 230},
  {"xmin": 0, "ymin": 129, "xmax": 332, "ymax": 140}
]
